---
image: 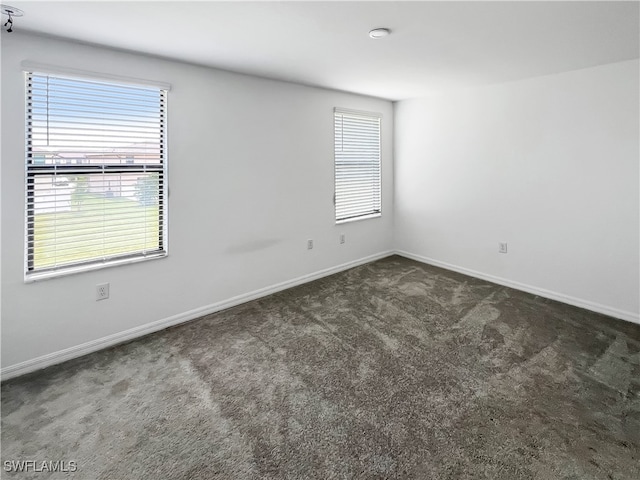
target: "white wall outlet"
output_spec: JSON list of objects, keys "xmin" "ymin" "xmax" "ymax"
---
[
  {"xmin": 307, "ymin": 239, "xmax": 314, "ymax": 250},
  {"xmin": 96, "ymin": 283, "xmax": 110, "ymax": 301},
  {"xmin": 340, "ymin": 234, "xmax": 345, "ymax": 244},
  {"xmin": 499, "ymin": 242, "xmax": 508, "ymax": 254}
]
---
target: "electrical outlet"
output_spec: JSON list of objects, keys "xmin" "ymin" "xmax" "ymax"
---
[
  {"xmin": 498, "ymin": 242, "xmax": 508, "ymax": 254},
  {"xmin": 340, "ymin": 234, "xmax": 345, "ymax": 244},
  {"xmin": 96, "ymin": 283, "xmax": 110, "ymax": 301},
  {"xmin": 307, "ymin": 239, "xmax": 314, "ymax": 250}
]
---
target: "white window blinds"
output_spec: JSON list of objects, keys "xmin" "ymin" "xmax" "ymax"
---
[
  {"xmin": 25, "ymin": 72, "xmax": 167, "ymax": 277},
  {"xmin": 334, "ymin": 108, "xmax": 381, "ymax": 222}
]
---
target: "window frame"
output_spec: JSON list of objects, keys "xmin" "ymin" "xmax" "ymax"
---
[
  {"xmin": 23, "ymin": 68, "xmax": 170, "ymax": 281},
  {"xmin": 334, "ymin": 108, "xmax": 382, "ymax": 224}
]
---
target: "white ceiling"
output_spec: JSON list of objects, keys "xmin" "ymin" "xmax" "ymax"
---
[{"xmin": 6, "ymin": 1, "xmax": 640, "ymax": 100}]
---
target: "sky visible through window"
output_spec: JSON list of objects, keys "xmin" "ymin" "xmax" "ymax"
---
[
  {"xmin": 27, "ymin": 73, "xmax": 166, "ymax": 273},
  {"xmin": 30, "ymin": 75, "xmax": 163, "ymax": 158}
]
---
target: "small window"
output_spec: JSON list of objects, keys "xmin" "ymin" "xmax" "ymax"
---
[
  {"xmin": 334, "ymin": 108, "xmax": 381, "ymax": 222},
  {"xmin": 25, "ymin": 72, "xmax": 167, "ymax": 278}
]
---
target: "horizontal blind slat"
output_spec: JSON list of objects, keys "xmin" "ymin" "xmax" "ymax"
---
[
  {"xmin": 26, "ymin": 72, "xmax": 167, "ymax": 275},
  {"xmin": 334, "ymin": 109, "xmax": 381, "ymax": 222}
]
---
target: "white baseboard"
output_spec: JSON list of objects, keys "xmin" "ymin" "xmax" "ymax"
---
[
  {"xmin": 5, "ymin": 249, "xmax": 637, "ymax": 381},
  {"xmin": 395, "ymin": 250, "xmax": 640, "ymax": 326},
  {"xmin": 1, "ymin": 251, "xmax": 394, "ymax": 381}
]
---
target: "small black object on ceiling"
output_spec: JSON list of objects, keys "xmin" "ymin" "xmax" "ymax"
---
[{"xmin": 2, "ymin": 5, "xmax": 24, "ymax": 33}]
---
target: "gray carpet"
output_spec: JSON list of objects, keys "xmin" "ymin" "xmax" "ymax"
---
[{"xmin": 2, "ymin": 255, "xmax": 639, "ymax": 479}]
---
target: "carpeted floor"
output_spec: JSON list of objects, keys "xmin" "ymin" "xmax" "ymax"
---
[{"xmin": 2, "ymin": 255, "xmax": 639, "ymax": 479}]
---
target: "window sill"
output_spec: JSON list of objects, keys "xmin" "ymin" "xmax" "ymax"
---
[
  {"xmin": 25, "ymin": 252, "xmax": 167, "ymax": 283},
  {"xmin": 336, "ymin": 213, "xmax": 382, "ymax": 225}
]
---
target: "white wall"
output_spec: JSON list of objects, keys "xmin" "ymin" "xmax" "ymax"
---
[
  {"xmin": 3, "ymin": 34, "xmax": 637, "ymax": 379},
  {"xmin": 395, "ymin": 60, "xmax": 639, "ymax": 322},
  {"xmin": 1, "ymin": 33, "xmax": 394, "ymax": 375}
]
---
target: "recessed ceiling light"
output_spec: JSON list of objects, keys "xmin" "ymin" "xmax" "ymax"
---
[{"xmin": 369, "ymin": 28, "xmax": 391, "ymax": 39}]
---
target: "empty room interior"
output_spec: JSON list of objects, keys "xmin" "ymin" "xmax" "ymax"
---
[{"xmin": 1, "ymin": 1, "xmax": 639, "ymax": 478}]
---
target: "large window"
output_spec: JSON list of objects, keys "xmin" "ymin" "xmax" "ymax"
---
[
  {"xmin": 334, "ymin": 108, "xmax": 381, "ymax": 222},
  {"xmin": 25, "ymin": 71, "xmax": 167, "ymax": 279}
]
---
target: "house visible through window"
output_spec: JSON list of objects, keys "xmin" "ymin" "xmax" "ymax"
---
[
  {"xmin": 334, "ymin": 108, "xmax": 381, "ymax": 222},
  {"xmin": 25, "ymin": 72, "xmax": 167, "ymax": 278}
]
